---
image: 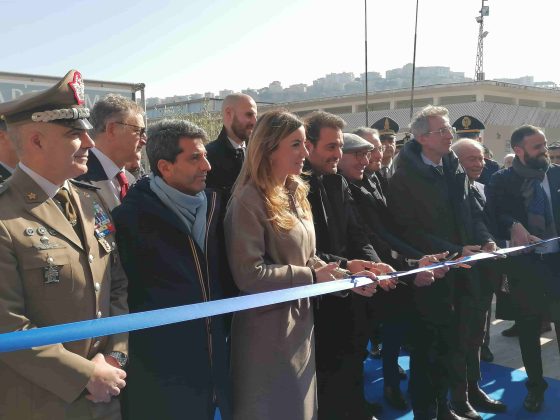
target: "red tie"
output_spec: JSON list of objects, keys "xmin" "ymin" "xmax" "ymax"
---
[{"xmin": 116, "ymin": 171, "xmax": 129, "ymax": 200}]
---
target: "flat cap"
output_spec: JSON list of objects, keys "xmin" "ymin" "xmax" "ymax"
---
[
  {"xmin": 0, "ymin": 69, "xmax": 92, "ymax": 130},
  {"xmin": 452, "ymin": 115, "xmax": 485, "ymax": 134},
  {"xmin": 343, "ymin": 133, "xmax": 374, "ymax": 153}
]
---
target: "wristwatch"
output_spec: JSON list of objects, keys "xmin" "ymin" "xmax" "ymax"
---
[{"xmin": 106, "ymin": 351, "xmax": 128, "ymax": 369}]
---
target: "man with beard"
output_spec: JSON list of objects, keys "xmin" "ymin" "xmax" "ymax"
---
[
  {"xmin": 112, "ymin": 119, "xmax": 232, "ymax": 420},
  {"xmin": 0, "ymin": 120, "xmax": 18, "ymax": 183},
  {"xmin": 206, "ymin": 93, "xmax": 257, "ymax": 203},
  {"xmin": 486, "ymin": 125, "xmax": 560, "ymax": 413},
  {"xmin": 303, "ymin": 111, "xmax": 393, "ymax": 420},
  {"xmin": 77, "ymin": 94, "xmax": 146, "ymax": 210},
  {"xmin": 388, "ymin": 106, "xmax": 496, "ymax": 420}
]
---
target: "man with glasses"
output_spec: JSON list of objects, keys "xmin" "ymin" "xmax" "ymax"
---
[
  {"xmin": 388, "ymin": 106, "xmax": 496, "ymax": 420},
  {"xmin": 486, "ymin": 125, "xmax": 560, "ymax": 413},
  {"xmin": 77, "ymin": 94, "xmax": 146, "ymax": 210}
]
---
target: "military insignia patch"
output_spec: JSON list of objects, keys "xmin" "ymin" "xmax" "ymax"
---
[
  {"xmin": 68, "ymin": 71, "xmax": 85, "ymax": 105},
  {"xmin": 26, "ymin": 192, "xmax": 37, "ymax": 200},
  {"xmin": 44, "ymin": 263, "xmax": 61, "ymax": 284},
  {"xmin": 93, "ymin": 202, "xmax": 115, "ymax": 239}
]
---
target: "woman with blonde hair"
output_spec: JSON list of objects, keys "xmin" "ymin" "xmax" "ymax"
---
[{"xmin": 225, "ymin": 109, "xmax": 344, "ymax": 420}]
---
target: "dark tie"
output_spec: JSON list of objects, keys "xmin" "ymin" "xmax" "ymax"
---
[
  {"xmin": 433, "ymin": 165, "xmax": 444, "ymax": 176},
  {"xmin": 54, "ymin": 189, "xmax": 78, "ymax": 226},
  {"xmin": 116, "ymin": 171, "xmax": 129, "ymax": 201}
]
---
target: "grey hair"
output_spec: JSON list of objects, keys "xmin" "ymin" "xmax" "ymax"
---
[
  {"xmin": 146, "ymin": 119, "xmax": 208, "ymax": 177},
  {"xmin": 353, "ymin": 127, "xmax": 379, "ymax": 138},
  {"xmin": 451, "ymin": 138, "xmax": 484, "ymax": 157},
  {"xmin": 6, "ymin": 125, "xmax": 22, "ymax": 152},
  {"xmin": 90, "ymin": 94, "xmax": 144, "ymax": 137},
  {"xmin": 409, "ymin": 105, "xmax": 449, "ymax": 138}
]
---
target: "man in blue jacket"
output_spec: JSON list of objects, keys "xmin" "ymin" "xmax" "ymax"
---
[{"xmin": 112, "ymin": 119, "xmax": 232, "ymax": 420}]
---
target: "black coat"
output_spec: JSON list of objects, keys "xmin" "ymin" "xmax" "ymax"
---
[
  {"xmin": 304, "ymin": 168, "xmax": 379, "ymax": 265},
  {"xmin": 388, "ymin": 139, "xmax": 493, "ymax": 322},
  {"xmin": 205, "ymin": 126, "xmax": 244, "ymax": 205},
  {"xmin": 112, "ymin": 178, "xmax": 232, "ymax": 420},
  {"xmin": 478, "ymin": 158, "xmax": 500, "ymax": 185},
  {"xmin": 346, "ymin": 173, "xmax": 422, "ymax": 320},
  {"xmin": 486, "ymin": 164, "xmax": 560, "ymax": 315}
]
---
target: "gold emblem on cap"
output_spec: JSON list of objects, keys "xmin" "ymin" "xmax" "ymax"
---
[
  {"xmin": 462, "ymin": 116, "xmax": 472, "ymax": 129},
  {"xmin": 384, "ymin": 118, "xmax": 390, "ymax": 131}
]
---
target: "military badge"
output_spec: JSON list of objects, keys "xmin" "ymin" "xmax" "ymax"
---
[
  {"xmin": 68, "ymin": 71, "xmax": 85, "ymax": 105},
  {"xmin": 44, "ymin": 262, "xmax": 61, "ymax": 284}
]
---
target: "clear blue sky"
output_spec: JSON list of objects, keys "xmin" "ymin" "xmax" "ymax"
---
[{"xmin": 2, "ymin": 0, "xmax": 558, "ymax": 98}]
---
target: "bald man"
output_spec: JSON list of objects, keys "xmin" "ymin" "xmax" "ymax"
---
[{"xmin": 205, "ymin": 93, "xmax": 257, "ymax": 202}]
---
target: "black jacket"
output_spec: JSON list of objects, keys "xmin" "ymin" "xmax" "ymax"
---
[
  {"xmin": 304, "ymin": 166, "xmax": 379, "ymax": 265},
  {"xmin": 205, "ymin": 126, "xmax": 244, "ymax": 205},
  {"xmin": 112, "ymin": 177, "xmax": 232, "ymax": 420},
  {"xmin": 478, "ymin": 158, "xmax": 500, "ymax": 185},
  {"xmin": 388, "ymin": 139, "xmax": 493, "ymax": 321}
]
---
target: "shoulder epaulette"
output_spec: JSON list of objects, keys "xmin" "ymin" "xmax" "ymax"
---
[{"xmin": 69, "ymin": 178, "xmax": 100, "ymax": 191}]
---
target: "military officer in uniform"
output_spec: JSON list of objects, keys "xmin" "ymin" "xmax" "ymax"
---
[
  {"xmin": 0, "ymin": 119, "xmax": 18, "ymax": 182},
  {"xmin": 0, "ymin": 70, "xmax": 129, "ymax": 419},
  {"xmin": 452, "ymin": 115, "xmax": 500, "ymax": 185},
  {"xmin": 371, "ymin": 117, "xmax": 399, "ymax": 179}
]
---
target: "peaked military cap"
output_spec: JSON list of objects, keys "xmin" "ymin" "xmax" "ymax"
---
[
  {"xmin": 342, "ymin": 133, "xmax": 374, "ymax": 153},
  {"xmin": 371, "ymin": 117, "xmax": 399, "ymax": 137},
  {"xmin": 0, "ymin": 69, "xmax": 92, "ymax": 130},
  {"xmin": 452, "ymin": 115, "xmax": 485, "ymax": 134},
  {"xmin": 548, "ymin": 141, "xmax": 560, "ymax": 150}
]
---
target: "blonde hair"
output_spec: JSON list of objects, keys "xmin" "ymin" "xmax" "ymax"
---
[{"xmin": 233, "ymin": 109, "xmax": 311, "ymax": 231}]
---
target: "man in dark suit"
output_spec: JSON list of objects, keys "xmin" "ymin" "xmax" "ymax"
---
[
  {"xmin": 451, "ymin": 139, "xmax": 507, "ymax": 414},
  {"xmin": 389, "ymin": 106, "xmax": 496, "ymax": 420},
  {"xmin": 112, "ymin": 119, "xmax": 232, "ymax": 420},
  {"xmin": 303, "ymin": 111, "xmax": 392, "ymax": 420},
  {"xmin": 451, "ymin": 115, "xmax": 499, "ymax": 185},
  {"xmin": 0, "ymin": 120, "xmax": 18, "ymax": 183},
  {"xmin": 205, "ymin": 93, "xmax": 257, "ymax": 203},
  {"xmin": 486, "ymin": 125, "xmax": 560, "ymax": 413},
  {"xmin": 76, "ymin": 94, "xmax": 145, "ymax": 210}
]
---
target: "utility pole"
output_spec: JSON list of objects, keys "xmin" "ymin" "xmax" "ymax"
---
[
  {"xmin": 364, "ymin": 0, "xmax": 369, "ymax": 126},
  {"xmin": 409, "ymin": 0, "xmax": 419, "ymax": 121},
  {"xmin": 475, "ymin": 0, "xmax": 490, "ymax": 81}
]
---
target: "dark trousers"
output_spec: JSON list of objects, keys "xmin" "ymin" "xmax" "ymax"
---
[
  {"xmin": 316, "ymin": 294, "xmax": 370, "ymax": 420},
  {"xmin": 409, "ymin": 316, "xmax": 455, "ymax": 418},
  {"xmin": 381, "ymin": 319, "xmax": 410, "ymax": 388}
]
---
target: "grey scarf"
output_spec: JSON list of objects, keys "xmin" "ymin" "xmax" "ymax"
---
[{"xmin": 149, "ymin": 174, "xmax": 207, "ymax": 250}]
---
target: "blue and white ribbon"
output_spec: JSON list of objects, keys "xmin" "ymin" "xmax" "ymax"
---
[{"xmin": 0, "ymin": 238, "xmax": 557, "ymax": 353}]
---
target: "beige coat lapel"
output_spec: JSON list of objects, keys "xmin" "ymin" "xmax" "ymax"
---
[{"xmin": 11, "ymin": 169, "xmax": 83, "ymax": 250}]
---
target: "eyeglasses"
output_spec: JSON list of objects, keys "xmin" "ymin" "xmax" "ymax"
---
[
  {"xmin": 371, "ymin": 146, "xmax": 385, "ymax": 153},
  {"xmin": 354, "ymin": 150, "xmax": 372, "ymax": 160},
  {"xmin": 115, "ymin": 122, "xmax": 147, "ymax": 138},
  {"xmin": 425, "ymin": 125, "xmax": 455, "ymax": 137}
]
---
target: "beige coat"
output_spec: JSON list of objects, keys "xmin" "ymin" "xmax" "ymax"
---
[
  {"xmin": 225, "ymin": 182, "xmax": 318, "ymax": 420},
  {"xmin": 0, "ymin": 168, "xmax": 128, "ymax": 420}
]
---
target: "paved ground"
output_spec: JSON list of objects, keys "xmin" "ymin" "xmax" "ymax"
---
[{"xmin": 486, "ymin": 298, "xmax": 559, "ymax": 380}]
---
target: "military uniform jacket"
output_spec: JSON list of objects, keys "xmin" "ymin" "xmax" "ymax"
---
[
  {"xmin": 0, "ymin": 168, "xmax": 128, "ymax": 420},
  {"xmin": 76, "ymin": 151, "xmax": 136, "ymax": 211}
]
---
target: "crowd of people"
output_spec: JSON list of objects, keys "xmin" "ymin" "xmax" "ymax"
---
[{"xmin": 0, "ymin": 69, "xmax": 559, "ymax": 420}]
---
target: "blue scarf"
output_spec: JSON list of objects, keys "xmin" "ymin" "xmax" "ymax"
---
[{"xmin": 149, "ymin": 174, "xmax": 207, "ymax": 250}]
